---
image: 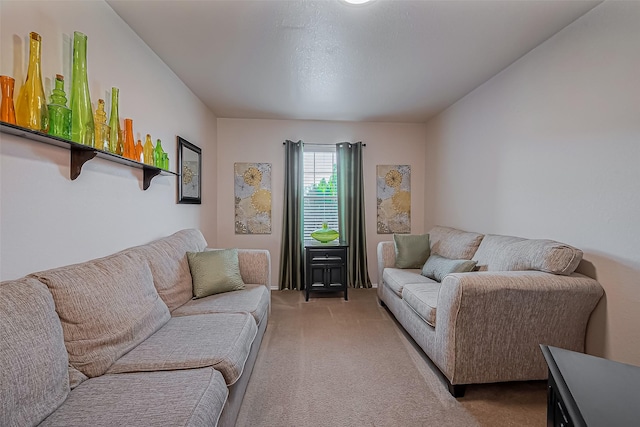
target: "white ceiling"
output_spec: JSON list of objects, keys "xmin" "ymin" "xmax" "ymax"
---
[{"xmin": 106, "ymin": 0, "xmax": 601, "ymax": 123}]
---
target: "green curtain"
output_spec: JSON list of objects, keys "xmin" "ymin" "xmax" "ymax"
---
[
  {"xmin": 278, "ymin": 140, "xmax": 304, "ymax": 290},
  {"xmin": 336, "ymin": 142, "xmax": 372, "ymax": 288}
]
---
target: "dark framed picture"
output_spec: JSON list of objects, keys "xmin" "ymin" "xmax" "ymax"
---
[{"xmin": 177, "ymin": 136, "xmax": 202, "ymax": 204}]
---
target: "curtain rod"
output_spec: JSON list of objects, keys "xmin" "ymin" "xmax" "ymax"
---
[{"xmin": 282, "ymin": 142, "xmax": 366, "ymax": 147}]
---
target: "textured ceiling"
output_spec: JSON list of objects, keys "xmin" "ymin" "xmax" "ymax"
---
[{"xmin": 107, "ymin": 0, "xmax": 601, "ymax": 123}]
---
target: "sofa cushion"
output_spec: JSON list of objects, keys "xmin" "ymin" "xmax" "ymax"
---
[
  {"xmin": 173, "ymin": 284, "xmax": 269, "ymax": 325},
  {"xmin": 473, "ymin": 234, "xmax": 583, "ymax": 275},
  {"xmin": 428, "ymin": 226, "xmax": 484, "ymax": 260},
  {"xmin": 402, "ymin": 282, "xmax": 441, "ymax": 327},
  {"xmin": 39, "ymin": 368, "xmax": 228, "ymax": 427},
  {"xmin": 0, "ymin": 278, "xmax": 70, "ymax": 427},
  {"xmin": 393, "ymin": 234, "xmax": 430, "ymax": 268},
  {"xmin": 30, "ymin": 251, "xmax": 170, "ymax": 378},
  {"xmin": 188, "ymin": 248, "xmax": 245, "ymax": 298},
  {"xmin": 382, "ymin": 268, "xmax": 436, "ymax": 297},
  {"xmin": 421, "ymin": 255, "xmax": 477, "ymax": 282},
  {"xmin": 107, "ymin": 313, "xmax": 257, "ymax": 385},
  {"xmin": 133, "ymin": 229, "xmax": 208, "ymax": 311}
]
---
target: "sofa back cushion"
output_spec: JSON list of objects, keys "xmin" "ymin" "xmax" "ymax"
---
[
  {"xmin": 428, "ymin": 226, "xmax": 484, "ymax": 260},
  {"xmin": 30, "ymin": 250, "xmax": 170, "ymax": 378},
  {"xmin": 473, "ymin": 234, "xmax": 583, "ymax": 275},
  {"xmin": 132, "ymin": 229, "xmax": 207, "ymax": 311},
  {"xmin": 0, "ymin": 278, "xmax": 69, "ymax": 426}
]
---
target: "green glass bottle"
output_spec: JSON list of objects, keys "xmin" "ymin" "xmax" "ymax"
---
[
  {"xmin": 161, "ymin": 153, "xmax": 169, "ymax": 171},
  {"xmin": 153, "ymin": 139, "xmax": 164, "ymax": 168},
  {"xmin": 108, "ymin": 87, "xmax": 120, "ymax": 153},
  {"xmin": 48, "ymin": 74, "xmax": 71, "ymax": 139},
  {"xmin": 15, "ymin": 32, "xmax": 49, "ymax": 132},
  {"xmin": 70, "ymin": 31, "xmax": 94, "ymax": 146}
]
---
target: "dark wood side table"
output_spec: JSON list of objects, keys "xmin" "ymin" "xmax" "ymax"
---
[
  {"xmin": 304, "ymin": 241, "xmax": 348, "ymax": 301},
  {"xmin": 540, "ymin": 345, "xmax": 640, "ymax": 427}
]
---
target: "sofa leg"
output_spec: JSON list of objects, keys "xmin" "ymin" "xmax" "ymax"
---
[
  {"xmin": 447, "ymin": 381, "xmax": 466, "ymax": 398},
  {"xmin": 378, "ymin": 298, "xmax": 386, "ymax": 307}
]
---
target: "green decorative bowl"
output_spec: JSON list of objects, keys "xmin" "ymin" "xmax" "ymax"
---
[{"xmin": 311, "ymin": 223, "xmax": 339, "ymax": 243}]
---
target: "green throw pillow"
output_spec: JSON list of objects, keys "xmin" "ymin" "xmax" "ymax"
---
[
  {"xmin": 187, "ymin": 249, "xmax": 245, "ymax": 299},
  {"xmin": 421, "ymin": 254, "xmax": 477, "ymax": 282},
  {"xmin": 394, "ymin": 234, "xmax": 431, "ymax": 269}
]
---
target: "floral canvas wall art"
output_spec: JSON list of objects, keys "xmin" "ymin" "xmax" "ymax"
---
[
  {"xmin": 235, "ymin": 163, "xmax": 272, "ymax": 234},
  {"xmin": 377, "ymin": 165, "xmax": 411, "ymax": 233}
]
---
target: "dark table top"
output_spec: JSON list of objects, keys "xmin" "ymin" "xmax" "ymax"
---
[{"xmin": 541, "ymin": 345, "xmax": 640, "ymax": 427}]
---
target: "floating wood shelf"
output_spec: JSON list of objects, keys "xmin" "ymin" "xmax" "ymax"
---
[{"xmin": 1, "ymin": 122, "xmax": 176, "ymax": 190}]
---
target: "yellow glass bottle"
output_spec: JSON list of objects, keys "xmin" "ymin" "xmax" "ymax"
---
[
  {"xmin": 143, "ymin": 134, "xmax": 154, "ymax": 165},
  {"xmin": 93, "ymin": 99, "xmax": 110, "ymax": 151},
  {"xmin": 16, "ymin": 32, "xmax": 49, "ymax": 132}
]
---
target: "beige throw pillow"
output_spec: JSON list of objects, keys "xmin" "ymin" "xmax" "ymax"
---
[
  {"xmin": 421, "ymin": 254, "xmax": 477, "ymax": 282},
  {"xmin": 393, "ymin": 234, "xmax": 431, "ymax": 269},
  {"xmin": 188, "ymin": 249, "xmax": 245, "ymax": 298}
]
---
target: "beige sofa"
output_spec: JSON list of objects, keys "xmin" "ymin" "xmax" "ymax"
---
[
  {"xmin": 377, "ymin": 226, "xmax": 603, "ymax": 397},
  {"xmin": 0, "ymin": 229, "xmax": 270, "ymax": 426}
]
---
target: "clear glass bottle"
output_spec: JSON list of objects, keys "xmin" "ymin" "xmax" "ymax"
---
[
  {"xmin": 135, "ymin": 139, "xmax": 143, "ymax": 163},
  {"xmin": 48, "ymin": 74, "xmax": 71, "ymax": 139},
  {"xmin": 93, "ymin": 99, "xmax": 110, "ymax": 151},
  {"xmin": 15, "ymin": 32, "xmax": 49, "ymax": 132},
  {"xmin": 0, "ymin": 75, "xmax": 17, "ymax": 124},
  {"xmin": 116, "ymin": 128, "xmax": 124, "ymax": 156},
  {"xmin": 143, "ymin": 134, "xmax": 154, "ymax": 165},
  {"xmin": 70, "ymin": 31, "xmax": 94, "ymax": 146},
  {"xmin": 108, "ymin": 87, "xmax": 120, "ymax": 153}
]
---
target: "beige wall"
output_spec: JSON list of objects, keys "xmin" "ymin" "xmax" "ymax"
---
[
  {"xmin": 424, "ymin": 1, "xmax": 640, "ymax": 364},
  {"xmin": 216, "ymin": 118, "xmax": 427, "ymax": 285},
  {"xmin": 0, "ymin": 1, "xmax": 217, "ymax": 280}
]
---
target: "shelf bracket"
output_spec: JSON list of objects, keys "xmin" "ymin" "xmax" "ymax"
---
[
  {"xmin": 70, "ymin": 147, "xmax": 98, "ymax": 180},
  {"xmin": 143, "ymin": 167, "xmax": 162, "ymax": 190}
]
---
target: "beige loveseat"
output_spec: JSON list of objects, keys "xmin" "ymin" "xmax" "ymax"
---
[
  {"xmin": 377, "ymin": 226, "xmax": 603, "ymax": 397},
  {"xmin": 0, "ymin": 229, "xmax": 270, "ymax": 426}
]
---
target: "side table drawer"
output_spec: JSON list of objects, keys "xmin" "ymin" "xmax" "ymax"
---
[{"xmin": 307, "ymin": 248, "xmax": 345, "ymax": 260}]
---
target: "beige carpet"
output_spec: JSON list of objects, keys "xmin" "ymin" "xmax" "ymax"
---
[{"xmin": 236, "ymin": 289, "xmax": 546, "ymax": 427}]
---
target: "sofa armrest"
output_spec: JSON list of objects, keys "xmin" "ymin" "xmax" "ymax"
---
[
  {"xmin": 435, "ymin": 271, "xmax": 603, "ymax": 384},
  {"xmin": 376, "ymin": 241, "xmax": 396, "ymax": 284},
  {"xmin": 236, "ymin": 249, "xmax": 271, "ymax": 287}
]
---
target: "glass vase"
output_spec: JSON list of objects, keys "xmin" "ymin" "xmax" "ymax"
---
[
  {"xmin": 48, "ymin": 74, "xmax": 71, "ymax": 140},
  {"xmin": 15, "ymin": 32, "xmax": 49, "ymax": 132},
  {"xmin": 108, "ymin": 87, "xmax": 120, "ymax": 153},
  {"xmin": 70, "ymin": 31, "xmax": 94, "ymax": 146},
  {"xmin": 0, "ymin": 75, "xmax": 17, "ymax": 124},
  {"xmin": 311, "ymin": 223, "xmax": 339, "ymax": 243}
]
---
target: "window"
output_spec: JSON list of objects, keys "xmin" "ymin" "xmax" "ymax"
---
[{"xmin": 303, "ymin": 146, "xmax": 338, "ymax": 239}]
